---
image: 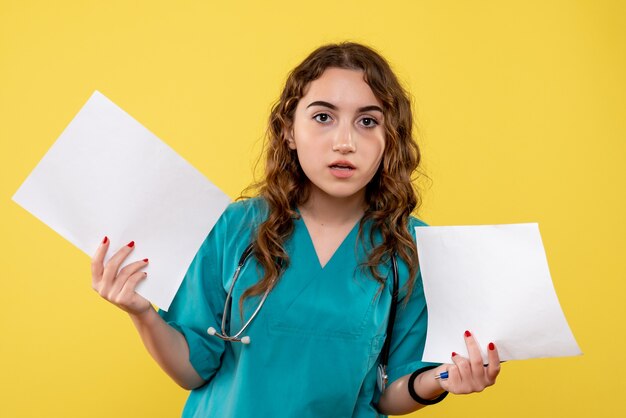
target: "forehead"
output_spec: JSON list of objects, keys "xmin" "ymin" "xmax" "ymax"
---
[{"xmin": 300, "ymin": 67, "xmax": 382, "ymax": 108}]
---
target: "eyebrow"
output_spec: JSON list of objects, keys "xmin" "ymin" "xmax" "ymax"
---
[{"xmin": 305, "ymin": 100, "xmax": 383, "ymax": 114}]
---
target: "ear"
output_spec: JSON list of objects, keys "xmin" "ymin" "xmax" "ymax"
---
[{"xmin": 285, "ymin": 128, "xmax": 296, "ymax": 150}]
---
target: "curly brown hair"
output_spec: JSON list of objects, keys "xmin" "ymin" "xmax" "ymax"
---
[{"xmin": 238, "ymin": 41, "xmax": 424, "ymax": 313}]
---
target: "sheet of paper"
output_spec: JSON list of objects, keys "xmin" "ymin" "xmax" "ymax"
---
[
  {"xmin": 415, "ymin": 223, "xmax": 581, "ymax": 363},
  {"xmin": 12, "ymin": 90, "xmax": 231, "ymax": 311}
]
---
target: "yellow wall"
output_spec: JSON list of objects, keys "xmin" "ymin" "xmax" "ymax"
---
[{"xmin": 1, "ymin": 1, "xmax": 624, "ymax": 417}]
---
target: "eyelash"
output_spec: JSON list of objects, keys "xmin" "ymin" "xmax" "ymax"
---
[{"xmin": 312, "ymin": 113, "xmax": 379, "ymax": 128}]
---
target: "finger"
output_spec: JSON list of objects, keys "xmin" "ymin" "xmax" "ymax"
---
[
  {"xmin": 463, "ymin": 330, "xmax": 486, "ymax": 381},
  {"xmin": 435, "ymin": 364, "xmax": 450, "ymax": 392},
  {"xmin": 116, "ymin": 271, "xmax": 150, "ymax": 310},
  {"xmin": 108, "ymin": 258, "xmax": 149, "ymax": 298},
  {"xmin": 485, "ymin": 342, "xmax": 501, "ymax": 384},
  {"xmin": 91, "ymin": 236, "xmax": 110, "ymax": 286},
  {"xmin": 438, "ymin": 363, "xmax": 458, "ymax": 392},
  {"xmin": 119, "ymin": 270, "xmax": 148, "ymax": 296},
  {"xmin": 118, "ymin": 257, "xmax": 149, "ymax": 277},
  {"xmin": 101, "ymin": 240, "xmax": 136, "ymax": 287},
  {"xmin": 449, "ymin": 352, "xmax": 477, "ymax": 394},
  {"xmin": 450, "ymin": 351, "xmax": 471, "ymax": 384}
]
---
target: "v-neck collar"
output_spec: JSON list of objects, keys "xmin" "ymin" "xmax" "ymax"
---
[{"xmin": 295, "ymin": 209, "xmax": 363, "ymax": 270}]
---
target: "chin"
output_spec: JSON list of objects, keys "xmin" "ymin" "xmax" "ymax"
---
[{"xmin": 317, "ymin": 186, "xmax": 366, "ymax": 200}]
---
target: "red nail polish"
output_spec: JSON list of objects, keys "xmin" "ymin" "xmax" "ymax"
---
[
  {"xmin": 127, "ymin": 241, "xmax": 135, "ymax": 248},
  {"xmin": 452, "ymin": 352, "xmax": 457, "ymax": 357},
  {"xmin": 143, "ymin": 258, "xmax": 149, "ymax": 263},
  {"xmin": 488, "ymin": 342, "xmax": 495, "ymax": 351},
  {"xmin": 464, "ymin": 330, "xmax": 472, "ymax": 337},
  {"xmin": 102, "ymin": 236, "xmax": 108, "ymax": 244}
]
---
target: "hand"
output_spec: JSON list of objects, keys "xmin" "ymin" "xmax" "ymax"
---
[
  {"xmin": 437, "ymin": 330, "xmax": 501, "ymax": 394},
  {"xmin": 91, "ymin": 236, "xmax": 152, "ymax": 316}
]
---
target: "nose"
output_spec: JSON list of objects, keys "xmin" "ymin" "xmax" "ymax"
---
[{"xmin": 332, "ymin": 123, "xmax": 356, "ymax": 153}]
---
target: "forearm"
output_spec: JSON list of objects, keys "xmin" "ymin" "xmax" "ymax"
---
[
  {"xmin": 376, "ymin": 367, "xmax": 446, "ymax": 415},
  {"xmin": 129, "ymin": 307, "xmax": 206, "ymax": 390}
]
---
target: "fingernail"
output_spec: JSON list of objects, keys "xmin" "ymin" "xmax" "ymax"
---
[
  {"xmin": 488, "ymin": 342, "xmax": 495, "ymax": 351},
  {"xmin": 143, "ymin": 258, "xmax": 149, "ymax": 263},
  {"xmin": 452, "ymin": 352, "xmax": 457, "ymax": 357},
  {"xmin": 127, "ymin": 241, "xmax": 135, "ymax": 248},
  {"xmin": 464, "ymin": 330, "xmax": 472, "ymax": 337},
  {"xmin": 102, "ymin": 236, "xmax": 108, "ymax": 244}
]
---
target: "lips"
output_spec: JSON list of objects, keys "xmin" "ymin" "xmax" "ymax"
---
[
  {"xmin": 328, "ymin": 160, "xmax": 356, "ymax": 179},
  {"xmin": 329, "ymin": 160, "xmax": 356, "ymax": 170}
]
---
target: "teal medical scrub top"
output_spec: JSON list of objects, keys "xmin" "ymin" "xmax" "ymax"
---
[{"xmin": 159, "ymin": 198, "xmax": 438, "ymax": 417}]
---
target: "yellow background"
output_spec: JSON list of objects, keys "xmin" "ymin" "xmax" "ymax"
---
[{"xmin": 1, "ymin": 1, "xmax": 624, "ymax": 417}]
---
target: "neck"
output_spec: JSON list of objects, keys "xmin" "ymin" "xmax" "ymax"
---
[{"xmin": 298, "ymin": 185, "xmax": 366, "ymax": 227}]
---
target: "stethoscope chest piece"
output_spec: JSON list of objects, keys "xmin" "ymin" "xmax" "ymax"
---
[{"xmin": 376, "ymin": 363, "xmax": 388, "ymax": 392}]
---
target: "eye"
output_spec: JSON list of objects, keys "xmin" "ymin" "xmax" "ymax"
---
[
  {"xmin": 360, "ymin": 117, "xmax": 379, "ymax": 128},
  {"xmin": 313, "ymin": 113, "xmax": 332, "ymax": 124}
]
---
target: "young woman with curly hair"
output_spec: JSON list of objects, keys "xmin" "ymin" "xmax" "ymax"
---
[{"xmin": 91, "ymin": 41, "xmax": 501, "ymax": 417}]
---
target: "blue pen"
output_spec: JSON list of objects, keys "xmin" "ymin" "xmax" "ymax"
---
[{"xmin": 435, "ymin": 371, "xmax": 449, "ymax": 380}]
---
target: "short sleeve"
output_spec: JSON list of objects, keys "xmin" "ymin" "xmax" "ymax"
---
[
  {"xmin": 157, "ymin": 207, "xmax": 231, "ymax": 382},
  {"xmin": 385, "ymin": 217, "xmax": 440, "ymax": 385}
]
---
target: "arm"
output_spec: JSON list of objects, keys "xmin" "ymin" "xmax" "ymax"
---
[
  {"xmin": 91, "ymin": 237, "xmax": 205, "ymax": 390},
  {"xmin": 128, "ymin": 308, "xmax": 205, "ymax": 390},
  {"xmin": 376, "ymin": 366, "xmax": 445, "ymax": 415},
  {"xmin": 377, "ymin": 332, "xmax": 501, "ymax": 415}
]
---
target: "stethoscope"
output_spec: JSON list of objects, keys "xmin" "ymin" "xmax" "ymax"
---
[{"xmin": 207, "ymin": 243, "xmax": 400, "ymax": 393}]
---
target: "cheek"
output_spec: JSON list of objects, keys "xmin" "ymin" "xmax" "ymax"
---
[
  {"xmin": 294, "ymin": 147, "xmax": 315, "ymax": 174},
  {"xmin": 371, "ymin": 140, "xmax": 386, "ymax": 168},
  {"xmin": 367, "ymin": 144, "xmax": 386, "ymax": 180}
]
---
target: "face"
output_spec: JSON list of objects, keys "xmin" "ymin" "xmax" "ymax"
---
[{"xmin": 287, "ymin": 67, "xmax": 386, "ymax": 203}]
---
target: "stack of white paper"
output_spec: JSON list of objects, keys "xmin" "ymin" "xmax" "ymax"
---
[
  {"xmin": 13, "ymin": 91, "xmax": 231, "ymax": 311},
  {"xmin": 415, "ymin": 223, "xmax": 581, "ymax": 363}
]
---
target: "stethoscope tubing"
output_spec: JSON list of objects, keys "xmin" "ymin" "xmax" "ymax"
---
[
  {"xmin": 209, "ymin": 243, "xmax": 259, "ymax": 343},
  {"xmin": 208, "ymin": 242, "xmax": 399, "ymax": 391}
]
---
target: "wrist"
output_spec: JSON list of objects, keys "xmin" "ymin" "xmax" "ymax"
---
[
  {"xmin": 128, "ymin": 305, "xmax": 157, "ymax": 325},
  {"xmin": 415, "ymin": 373, "xmax": 445, "ymax": 399},
  {"xmin": 408, "ymin": 366, "xmax": 449, "ymax": 405}
]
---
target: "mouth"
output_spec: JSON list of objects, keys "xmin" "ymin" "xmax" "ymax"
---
[{"xmin": 329, "ymin": 160, "xmax": 356, "ymax": 171}]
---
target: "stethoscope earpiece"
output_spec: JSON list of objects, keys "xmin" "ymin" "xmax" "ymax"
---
[{"xmin": 208, "ymin": 326, "xmax": 252, "ymax": 344}]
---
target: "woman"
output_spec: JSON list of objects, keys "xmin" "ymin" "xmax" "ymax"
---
[{"xmin": 91, "ymin": 42, "xmax": 500, "ymax": 417}]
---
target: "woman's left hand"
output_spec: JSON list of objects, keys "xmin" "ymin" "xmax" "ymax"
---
[{"xmin": 437, "ymin": 330, "xmax": 501, "ymax": 394}]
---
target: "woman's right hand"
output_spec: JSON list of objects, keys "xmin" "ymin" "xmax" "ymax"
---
[{"xmin": 91, "ymin": 236, "xmax": 152, "ymax": 316}]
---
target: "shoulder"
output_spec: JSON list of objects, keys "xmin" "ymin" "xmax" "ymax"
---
[
  {"xmin": 395, "ymin": 215, "xmax": 428, "ymax": 298},
  {"xmin": 408, "ymin": 215, "xmax": 428, "ymax": 234},
  {"xmin": 207, "ymin": 197, "xmax": 269, "ymax": 256},
  {"xmin": 218, "ymin": 197, "xmax": 269, "ymax": 231},
  {"xmin": 223, "ymin": 196, "xmax": 268, "ymax": 217},
  {"xmin": 192, "ymin": 197, "xmax": 269, "ymax": 274}
]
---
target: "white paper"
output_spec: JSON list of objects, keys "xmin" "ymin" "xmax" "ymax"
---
[
  {"xmin": 415, "ymin": 223, "xmax": 581, "ymax": 363},
  {"xmin": 12, "ymin": 90, "xmax": 231, "ymax": 311}
]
